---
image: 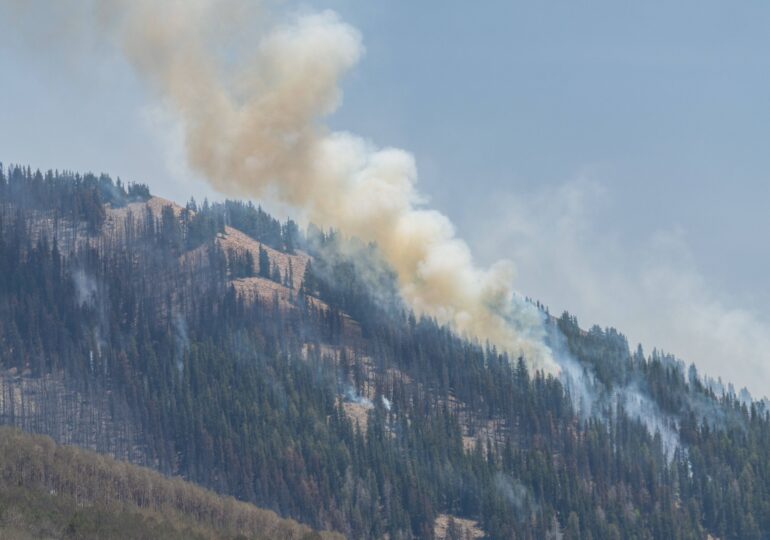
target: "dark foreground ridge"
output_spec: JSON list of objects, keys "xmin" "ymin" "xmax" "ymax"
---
[
  {"xmin": 0, "ymin": 426, "xmax": 340, "ymax": 539},
  {"xmin": 1, "ymin": 163, "xmax": 770, "ymax": 539}
]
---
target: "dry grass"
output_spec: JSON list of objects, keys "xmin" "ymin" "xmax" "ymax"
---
[
  {"xmin": 218, "ymin": 225, "xmax": 309, "ymax": 291},
  {"xmin": 433, "ymin": 513, "xmax": 485, "ymax": 539},
  {"xmin": 0, "ymin": 427, "xmax": 344, "ymax": 539},
  {"xmin": 341, "ymin": 401, "xmax": 372, "ymax": 434},
  {"xmin": 231, "ymin": 276, "xmax": 296, "ymax": 310},
  {"xmin": 103, "ymin": 196, "xmax": 180, "ymax": 237}
]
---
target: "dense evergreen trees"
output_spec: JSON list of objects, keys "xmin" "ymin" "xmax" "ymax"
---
[{"xmin": 1, "ymin": 163, "xmax": 770, "ymax": 538}]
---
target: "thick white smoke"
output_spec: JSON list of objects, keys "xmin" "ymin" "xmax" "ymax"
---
[{"xmin": 13, "ymin": 0, "xmax": 558, "ymax": 371}]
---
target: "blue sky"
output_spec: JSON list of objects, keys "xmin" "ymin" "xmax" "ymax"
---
[
  {"xmin": 1, "ymin": 2, "xmax": 769, "ymax": 395},
  {"xmin": 317, "ymin": 1, "xmax": 770, "ymax": 297}
]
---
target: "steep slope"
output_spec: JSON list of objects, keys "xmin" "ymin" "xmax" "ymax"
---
[{"xmin": 2, "ymin": 164, "xmax": 770, "ymax": 539}]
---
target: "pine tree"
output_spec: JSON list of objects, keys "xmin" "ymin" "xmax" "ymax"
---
[{"xmin": 258, "ymin": 245, "xmax": 270, "ymax": 278}]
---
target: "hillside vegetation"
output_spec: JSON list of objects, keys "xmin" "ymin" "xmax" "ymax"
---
[
  {"xmin": 1, "ymin": 163, "xmax": 770, "ymax": 538},
  {"xmin": 0, "ymin": 427, "xmax": 339, "ymax": 539}
]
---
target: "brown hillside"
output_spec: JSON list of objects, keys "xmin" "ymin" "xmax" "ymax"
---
[{"xmin": 0, "ymin": 426, "xmax": 343, "ymax": 540}]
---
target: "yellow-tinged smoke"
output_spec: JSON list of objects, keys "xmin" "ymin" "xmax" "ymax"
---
[{"xmin": 26, "ymin": 0, "xmax": 559, "ymax": 371}]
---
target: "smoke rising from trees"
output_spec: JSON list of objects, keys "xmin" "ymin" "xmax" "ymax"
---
[{"xmin": 66, "ymin": 0, "xmax": 558, "ymax": 371}]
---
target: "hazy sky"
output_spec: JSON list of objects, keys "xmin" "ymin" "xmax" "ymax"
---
[{"xmin": 1, "ymin": 2, "xmax": 769, "ymax": 396}]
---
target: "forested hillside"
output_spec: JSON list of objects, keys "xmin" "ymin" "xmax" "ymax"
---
[
  {"xmin": 0, "ymin": 426, "xmax": 338, "ymax": 539},
  {"xmin": 1, "ymin": 163, "xmax": 770, "ymax": 539}
]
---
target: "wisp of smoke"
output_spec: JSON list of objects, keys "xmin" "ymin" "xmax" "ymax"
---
[
  {"xmin": 343, "ymin": 385, "xmax": 373, "ymax": 409},
  {"xmin": 545, "ymin": 318, "xmax": 682, "ymax": 460},
  {"xmin": 613, "ymin": 385, "xmax": 680, "ymax": 461},
  {"xmin": 494, "ymin": 472, "xmax": 537, "ymax": 520},
  {"xmin": 173, "ymin": 312, "xmax": 190, "ymax": 374},
  {"xmin": 74, "ymin": 0, "xmax": 559, "ymax": 371},
  {"xmin": 381, "ymin": 396, "xmax": 392, "ymax": 411},
  {"xmin": 73, "ymin": 269, "xmax": 98, "ymax": 307}
]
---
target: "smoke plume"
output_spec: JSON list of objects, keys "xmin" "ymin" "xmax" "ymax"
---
[{"xmin": 76, "ymin": 0, "xmax": 557, "ymax": 370}]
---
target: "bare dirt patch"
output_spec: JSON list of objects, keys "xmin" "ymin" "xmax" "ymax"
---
[{"xmin": 434, "ymin": 514, "xmax": 485, "ymax": 539}]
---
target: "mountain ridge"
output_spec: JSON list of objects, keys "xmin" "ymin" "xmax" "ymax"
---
[{"xmin": 1, "ymin": 163, "xmax": 769, "ymax": 539}]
